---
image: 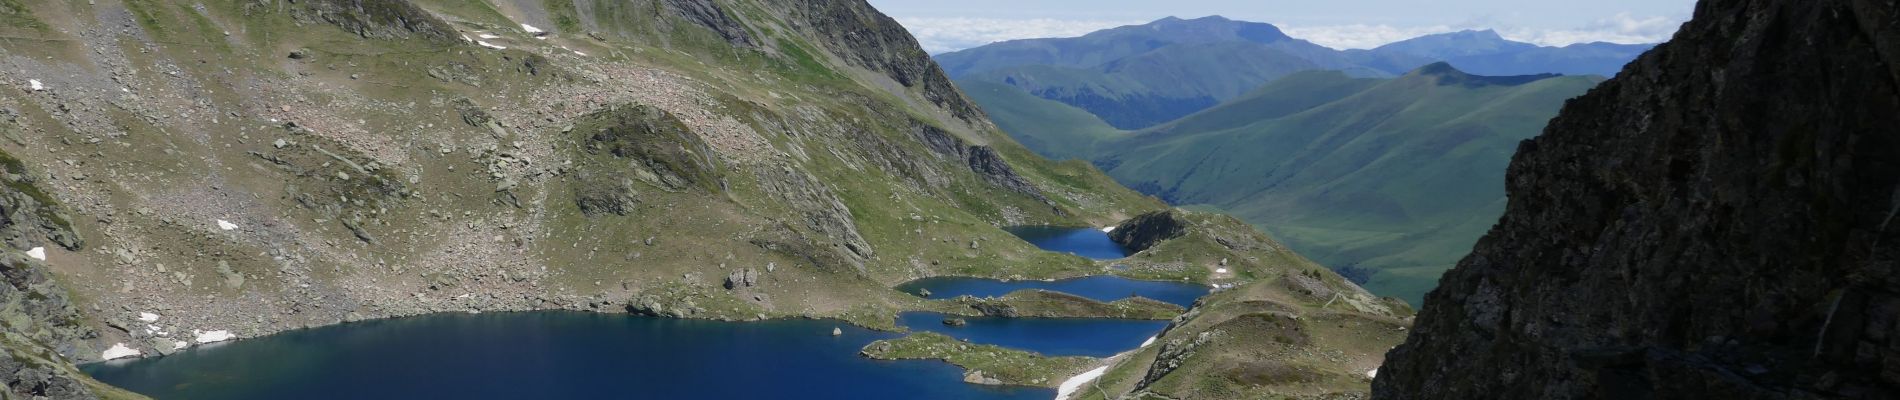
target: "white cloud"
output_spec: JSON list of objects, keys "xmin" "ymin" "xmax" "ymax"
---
[
  {"xmin": 1285, "ymin": 13, "xmax": 1683, "ymax": 49},
  {"xmin": 1280, "ymin": 24, "xmax": 1458, "ymax": 49},
  {"xmin": 1499, "ymin": 13, "xmax": 1685, "ymax": 46},
  {"xmin": 893, "ymin": 17, "xmax": 1141, "ymax": 53}
]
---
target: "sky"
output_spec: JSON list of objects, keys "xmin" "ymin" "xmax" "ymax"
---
[{"xmin": 866, "ymin": 0, "xmax": 1698, "ymax": 53}]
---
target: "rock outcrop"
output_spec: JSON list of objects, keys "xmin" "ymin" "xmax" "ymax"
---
[
  {"xmin": 1110, "ymin": 210, "xmax": 1188, "ymax": 252},
  {"xmin": 784, "ymin": 0, "xmax": 986, "ymax": 124},
  {"xmin": 286, "ymin": 0, "xmax": 461, "ymax": 43},
  {"xmin": 0, "ymin": 165, "xmax": 105, "ymax": 399},
  {"xmin": 1375, "ymin": 0, "xmax": 1900, "ymax": 398},
  {"xmin": 0, "ymin": 254, "xmax": 104, "ymax": 400}
]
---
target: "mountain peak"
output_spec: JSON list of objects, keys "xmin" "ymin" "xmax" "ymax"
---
[{"xmin": 1454, "ymin": 29, "xmax": 1505, "ymax": 40}]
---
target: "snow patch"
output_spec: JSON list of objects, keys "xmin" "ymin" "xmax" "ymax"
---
[
  {"xmin": 101, "ymin": 343, "xmax": 140, "ymax": 360},
  {"xmin": 217, "ymin": 219, "xmax": 238, "ymax": 230},
  {"xmin": 476, "ymin": 41, "xmax": 507, "ymax": 50},
  {"xmin": 1214, "ymin": 268, "xmax": 1229, "ymax": 274},
  {"xmin": 572, "ymin": 50, "xmax": 588, "ymax": 56},
  {"xmin": 1366, "ymin": 368, "xmax": 1378, "ymax": 379},
  {"xmin": 194, "ymin": 330, "xmax": 236, "ymax": 344},
  {"xmin": 1139, "ymin": 336, "xmax": 1156, "ymax": 348},
  {"xmin": 27, "ymin": 79, "xmax": 43, "ymax": 91},
  {"xmin": 477, "ymin": 33, "xmax": 500, "ymax": 39},
  {"xmin": 138, "ymin": 312, "xmax": 160, "ymax": 323},
  {"xmin": 521, "ymin": 24, "xmax": 545, "ymax": 35},
  {"xmin": 173, "ymin": 340, "xmax": 188, "ymax": 349},
  {"xmin": 1055, "ymin": 366, "xmax": 1109, "ymax": 400},
  {"xmin": 25, "ymin": 247, "xmax": 44, "ymax": 260},
  {"xmin": 1100, "ymin": 226, "xmax": 1114, "ymax": 233}
]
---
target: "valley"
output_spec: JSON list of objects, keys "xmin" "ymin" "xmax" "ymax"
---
[{"xmin": 0, "ymin": 1, "xmax": 1406, "ymax": 399}]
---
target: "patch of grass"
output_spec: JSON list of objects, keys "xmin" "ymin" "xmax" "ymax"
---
[
  {"xmin": 860, "ymin": 332, "xmax": 1097, "ymax": 387},
  {"xmin": 0, "ymin": 0, "xmax": 45, "ymax": 31}
]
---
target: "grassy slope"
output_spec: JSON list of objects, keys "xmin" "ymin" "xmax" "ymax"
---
[
  {"xmin": 956, "ymin": 80, "xmax": 1122, "ymax": 160},
  {"xmin": 1099, "ymin": 68, "xmax": 1600, "ymax": 305}
]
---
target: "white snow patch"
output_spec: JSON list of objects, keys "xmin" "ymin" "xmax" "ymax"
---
[
  {"xmin": 173, "ymin": 340, "xmax": 188, "ymax": 349},
  {"xmin": 25, "ymin": 247, "xmax": 44, "ymax": 260},
  {"xmin": 477, "ymin": 33, "xmax": 500, "ymax": 39},
  {"xmin": 101, "ymin": 343, "xmax": 140, "ymax": 360},
  {"xmin": 1214, "ymin": 268, "xmax": 1229, "ymax": 274},
  {"xmin": 194, "ymin": 330, "xmax": 236, "ymax": 344},
  {"xmin": 1100, "ymin": 226, "xmax": 1114, "ymax": 233},
  {"xmin": 1055, "ymin": 366, "xmax": 1109, "ymax": 400},
  {"xmin": 1366, "ymin": 368, "xmax": 1378, "ymax": 379},
  {"xmin": 521, "ymin": 24, "xmax": 545, "ymax": 35},
  {"xmin": 476, "ymin": 41, "xmax": 507, "ymax": 50},
  {"xmin": 217, "ymin": 219, "xmax": 238, "ymax": 230},
  {"xmin": 1139, "ymin": 336, "xmax": 1156, "ymax": 348},
  {"xmin": 138, "ymin": 312, "xmax": 160, "ymax": 323},
  {"xmin": 572, "ymin": 50, "xmax": 588, "ymax": 56},
  {"xmin": 27, "ymin": 79, "xmax": 43, "ymax": 91}
]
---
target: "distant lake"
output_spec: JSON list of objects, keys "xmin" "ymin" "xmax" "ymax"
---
[
  {"xmin": 1005, "ymin": 226, "xmax": 1130, "ymax": 260},
  {"xmin": 896, "ymin": 276, "xmax": 1209, "ymax": 308},
  {"xmin": 898, "ymin": 312, "xmax": 1166, "ymax": 357},
  {"xmin": 82, "ymin": 312, "xmax": 1052, "ymax": 400}
]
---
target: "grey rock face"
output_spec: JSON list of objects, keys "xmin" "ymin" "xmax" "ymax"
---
[
  {"xmin": 1375, "ymin": 0, "xmax": 1900, "ymax": 398},
  {"xmin": 0, "ymin": 252, "xmax": 101, "ymax": 400},
  {"xmin": 661, "ymin": 0, "xmax": 756, "ymax": 47},
  {"xmin": 723, "ymin": 268, "xmax": 759, "ymax": 290},
  {"xmin": 785, "ymin": 0, "xmax": 986, "ymax": 125},
  {"xmin": 286, "ymin": 0, "xmax": 461, "ymax": 43}
]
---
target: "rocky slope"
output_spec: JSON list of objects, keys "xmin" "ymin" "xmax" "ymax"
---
[
  {"xmin": 0, "ymin": 0, "xmax": 1405, "ymax": 397},
  {"xmin": 1072, "ymin": 210, "xmax": 1413, "ymax": 399},
  {"xmin": 1376, "ymin": 0, "xmax": 1900, "ymax": 398}
]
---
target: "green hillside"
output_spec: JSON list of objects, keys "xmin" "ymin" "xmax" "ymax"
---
[
  {"xmin": 971, "ymin": 64, "xmax": 1599, "ymax": 305},
  {"xmin": 1103, "ymin": 64, "xmax": 1601, "ymax": 304},
  {"xmin": 957, "ymin": 80, "xmax": 1122, "ymax": 160}
]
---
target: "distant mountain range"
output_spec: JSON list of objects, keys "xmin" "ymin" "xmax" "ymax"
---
[
  {"xmin": 942, "ymin": 16, "xmax": 1644, "ymax": 305},
  {"xmin": 938, "ymin": 16, "xmax": 1650, "ymax": 130}
]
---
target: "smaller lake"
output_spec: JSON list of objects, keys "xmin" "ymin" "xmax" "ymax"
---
[
  {"xmin": 1005, "ymin": 226, "xmax": 1130, "ymax": 260},
  {"xmin": 896, "ymin": 276, "xmax": 1210, "ymax": 308},
  {"xmin": 898, "ymin": 312, "xmax": 1166, "ymax": 357}
]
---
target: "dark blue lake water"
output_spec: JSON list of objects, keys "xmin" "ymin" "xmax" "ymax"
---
[
  {"xmin": 81, "ymin": 312, "xmax": 1052, "ymax": 400},
  {"xmin": 1004, "ymin": 226, "xmax": 1130, "ymax": 260},
  {"xmin": 896, "ymin": 276, "xmax": 1210, "ymax": 308},
  {"xmin": 898, "ymin": 312, "xmax": 1166, "ymax": 357}
]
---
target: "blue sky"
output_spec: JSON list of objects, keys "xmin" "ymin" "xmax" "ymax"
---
[{"xmin": 866, "ymin": 0, "xmax": 1697, "ymax": 53}]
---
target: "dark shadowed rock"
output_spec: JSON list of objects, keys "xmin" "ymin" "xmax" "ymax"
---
[
  {"xmin": 1375, "ymin": 0, "xmax": 1900, "ymax": 398},
  {"xmin": 1110, "ymin": 210, "xmax": 1188, "ymax": 252}
]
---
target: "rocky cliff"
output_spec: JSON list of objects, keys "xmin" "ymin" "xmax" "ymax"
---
[{"xmin": 1375, "ymin": 0, "xmax": 1900, "ymax": 398}]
